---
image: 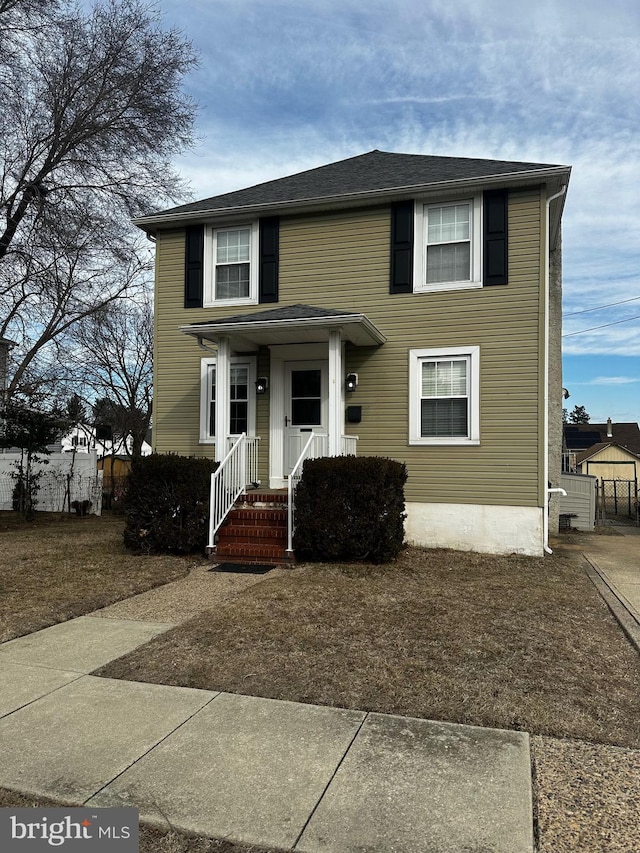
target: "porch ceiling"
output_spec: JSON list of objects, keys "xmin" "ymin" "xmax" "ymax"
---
[{"xmin": 181, "ymin": 304, "xmax": 386, "ymax": 352}]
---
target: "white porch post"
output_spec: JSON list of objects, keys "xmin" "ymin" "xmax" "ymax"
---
[
  {"xmin": 215, "ymin": 335, "xmax": 231, "ymax": 462},
  {"xmin": 328, "ymin": 329, "xmax": 343, "ymax": 456}
]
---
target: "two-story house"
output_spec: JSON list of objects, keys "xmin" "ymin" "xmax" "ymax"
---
[{"xmin": 135, "ymin": 150, "xmax": 570, "ymax": 557}]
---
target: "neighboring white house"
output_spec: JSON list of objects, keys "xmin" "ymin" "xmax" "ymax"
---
[{"xmin": 60, "ymin": 424, "xmax": 152, "ymax": 458}]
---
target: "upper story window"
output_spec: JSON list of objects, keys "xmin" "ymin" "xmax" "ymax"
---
[
  {"xmin": 215, "ymin": 228, "xmax": 250, "ymax": 300},
  {"xmin": 203, "ymin": 222, "xmax": 259, "ymax": 307},
  {"xmin": 426, "ymin": 203, "xmax": 470, "ymax": 283},
  {"xmin": 409, "ymin": 346, "xmax": 480, "ymax": 445},
  {"xmin": 415, "ymin": 197, "xmax": 482, "ymax": 293}
]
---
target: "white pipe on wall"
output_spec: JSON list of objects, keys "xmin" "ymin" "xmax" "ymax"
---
[{"xmin": 543, "ymin": 185, "xmax": 567, "ymax": 555}]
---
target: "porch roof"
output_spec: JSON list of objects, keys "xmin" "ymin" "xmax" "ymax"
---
[{"xmin": 181, "ymin": 304, "xmax": 386, "ymax": 351}]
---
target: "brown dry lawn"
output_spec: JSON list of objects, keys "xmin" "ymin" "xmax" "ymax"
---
[
  {"xmin": 2, "ymin": 516, "xmax": 640, "ymax": 852},
  {"xmin": 97, "ymin": 544, "xmax": 640, "ymax": 750},
  {"xmin": 0, "ymin": 512, "xmax": 202, "ymax": 642}
]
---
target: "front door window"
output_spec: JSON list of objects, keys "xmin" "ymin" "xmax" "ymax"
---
[
  {"xmin": 290, "ymin": 369, "xmax": 322, "ymax": 426},
  {"xmin": 284, "ymin": 361, "xmax": 328, "ymax": 473}
]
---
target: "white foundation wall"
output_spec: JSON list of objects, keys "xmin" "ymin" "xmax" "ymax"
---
[{"xmin": 405, "ymin": 502, "xmax": 544, "ymax": 556}]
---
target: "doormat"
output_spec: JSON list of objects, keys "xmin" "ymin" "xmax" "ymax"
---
[{"xmin": 209, "ymin": 563, "xmax": 275, "ymax": 574}]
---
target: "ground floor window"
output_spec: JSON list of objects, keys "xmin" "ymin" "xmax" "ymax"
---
[
  {"xmin": 408, "ymin": 346, "xmax": 480, "ymax": 445},
  {"xmin": 200, "ymin": 356, "xmax": 256, "ymax": 443}
]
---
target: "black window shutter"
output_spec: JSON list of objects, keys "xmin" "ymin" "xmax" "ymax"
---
[
  {"xmin": 259, "ymin": 217, "xmax": 279, "ymax": 303},
  {"xmin": 184, "ymin": 225, "xmax": 204, "ymax": 308},
  {"xmin": 390, "ymin": 201, "xmax": 414, "ymax": 293},
  {"xmin": 483, "ymin": 190, "xmax": 508, "ymax": 286}
]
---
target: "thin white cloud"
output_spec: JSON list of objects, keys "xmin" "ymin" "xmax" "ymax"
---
[{"xmin": 588, "ymin": 376, "xmax": 640, "ymax": 385}]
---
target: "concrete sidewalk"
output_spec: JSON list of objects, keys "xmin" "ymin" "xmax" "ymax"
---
[
  {"xmin": 576, "ymin": 526, "xmax": 640, "ymax": 651},
  {"xmin": 0, "ymin": 615, "xmax": 534, "ymax": 852}
]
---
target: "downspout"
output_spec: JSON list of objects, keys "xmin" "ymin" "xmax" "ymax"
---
[{"xmin": 543, "ymin": 184, "xmax": 567, "ymax": 554}]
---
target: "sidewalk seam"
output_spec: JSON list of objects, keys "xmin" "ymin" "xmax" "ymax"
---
[
  {"xmin": 0, "ymin": 672, "xmax": 85, "ymax": 720},
  {"xmin": 81, "ymin": 687, "xmax": 222, "ymax": 808},
  {"xmin": 291, "ymin": 711, "xmax": 370, "ymax": 850}
]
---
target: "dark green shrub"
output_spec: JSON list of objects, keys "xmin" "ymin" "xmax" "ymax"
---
[
  {"xmin": 123, "ymin": 454, "xmax": 217, "ymax": 554},
  {"xmin": 293, "ymin": 456, "xmax": 407, "ymax": 563}
]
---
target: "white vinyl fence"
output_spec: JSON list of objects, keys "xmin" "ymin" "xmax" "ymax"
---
[
  {"xmin": 0, "ymin": 451, "xmax": 103, "ymax": 515},
  {"xmin": 559, "ymin": 472, "xmax": 597, "ymax": 531}
]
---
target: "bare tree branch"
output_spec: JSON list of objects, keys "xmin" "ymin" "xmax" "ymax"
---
[
  {"xmin": 72, "ymin": 297, "xmax": 153, "ymax": 459},
  {"xmin": 0, "ymin": 0, "xmax": 196, "ymax": 397}
]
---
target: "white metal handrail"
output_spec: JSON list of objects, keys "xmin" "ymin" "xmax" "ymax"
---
[
  {"xmin": 286, "ymin": 433, "xmax": 358, "ymax": 554},
  {"xmin": 341, "ymin": 434, "xmax": 358, "ymax": 456},
  {"xmin": 226, "ymin": 434, "xmax": 260, "ymax": 484},
  {"xmin": 208, "ymin": 434, "xmax": 260, "ymax": 549},
  {"xmin": 287, "ymin": 432, "xmax": 325, "ymax": 554}
]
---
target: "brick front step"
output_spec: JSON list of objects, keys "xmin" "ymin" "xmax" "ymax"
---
[
  {"xmin": 225, "ymin": 508, "xmax": 287, "ymax": 526},
  {"xmin": 213, "ymin": 491, "xmax": 293, "ymax": 563},
  {"xmin": 220, "ymin": 525, "xmax": 287, "ymax": 543},
  {"xmin": 214, "ymin": 542, "xmax": 293, "ymax": 563},
  {"xmin": 241, "ymin": 491, "xmax": 288, "ymax": 506}
]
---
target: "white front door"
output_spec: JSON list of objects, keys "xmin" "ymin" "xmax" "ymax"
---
[{"xmin": 284, "ymin": 360, "xmax": 328, "ymax": 473}]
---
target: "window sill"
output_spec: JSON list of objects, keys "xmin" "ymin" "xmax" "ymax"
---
[
  {"xmin": 203, "ymin": 296, "xmax": 258, "ymax": 309},
  {"xmin": 414, "ymin": 280, "xmax": 482, "ymax": 295},
  {"xmin": 409, "ymin": 438, "xmax": 480, "ymax": 446}
]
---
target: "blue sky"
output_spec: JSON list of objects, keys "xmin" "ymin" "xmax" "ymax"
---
[{"xmin": 155, "ymin": 0, "xmax": 640, "ymax": 425}]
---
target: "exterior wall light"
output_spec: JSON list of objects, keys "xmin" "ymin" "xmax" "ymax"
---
[
  {"xmin": 255, "ymin": 377, "xmax": 268, "ymax": 395},
  {"xmin": 346, "ymin": 373, "xmax": 358, "ymax": 392}
]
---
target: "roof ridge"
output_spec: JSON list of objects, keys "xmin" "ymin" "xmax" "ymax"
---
[{"xmin": 138, "ymin": 149, "xmax": 570, "ymax": 223}]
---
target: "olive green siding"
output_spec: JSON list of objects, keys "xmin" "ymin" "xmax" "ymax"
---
[{"xmin": 153, "ymin": 189, "xmax": 544, "ymax": 507}]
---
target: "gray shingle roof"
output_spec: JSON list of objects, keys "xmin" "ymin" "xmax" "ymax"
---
[
  {"xmin": 575, "ymin": 442, "xmax": 640, "ymax": 465},
  {"xmin": 181, "ymin": 304, "xmax": 386, "ymax": 349},
  {"xmin": 565, "ymin": 422, "xmax": 640, "ymax": 456},
  {"xmin": 139, "ymin": 149, "xmax": 570, "ymax": 222},
  {"xmin": 184, "ymin": 304, "xmax": 360, "ymax": 327}
]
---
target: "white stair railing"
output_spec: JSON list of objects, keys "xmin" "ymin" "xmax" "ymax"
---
[
  {"xmin": 287, "ymin": 432, "xmax": 329, "ymax": 554},
  {"xmin": 341, "ymin": 434, "xmax": 358, "ymax": 456},
  {"xmin": 208, "ymin": 434, "xmax": 260, "ymax": 549}
]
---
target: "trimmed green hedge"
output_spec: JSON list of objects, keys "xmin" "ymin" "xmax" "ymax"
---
[
  {"xmin": 293, "ymin": 456, "xmax": 407, "ymax": 563},
  {"xmin": 123, "ymin": 454, "xmax": 217, "ymax": 554}
]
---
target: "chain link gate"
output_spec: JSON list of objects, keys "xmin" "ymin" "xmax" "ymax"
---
[{"xmin": 595, "ymin": 478, "xmax": 639, "ymax": 526}]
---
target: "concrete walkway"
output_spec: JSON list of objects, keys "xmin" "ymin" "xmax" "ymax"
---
[
  {"xmin": 0, "ymin": 615, "xmax": 534, "ymax": 852},
  {"xmin": 575, "ymin": 525, "xmax": 640, "ymax": 652}
]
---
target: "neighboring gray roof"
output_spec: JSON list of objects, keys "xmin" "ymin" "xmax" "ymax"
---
[
  {"xmin": 576, "ymin": 442, "xmax": 640, "ymax": 465},
  {"xmin": 565, "ymin": 422, "xmax": 640, "ymax": 456},
  {"xmin": 135, "ymin": 149, "xmax": 571, "ymax": 228}
]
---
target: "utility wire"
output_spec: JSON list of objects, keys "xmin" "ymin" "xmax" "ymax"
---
[
  {"xmin": 564, "ymin": 295, "xmax": 640, "ymax": 316},
  {"xmin": 562, "ymin": 313, "xmax": 640, "ymax": 337}
]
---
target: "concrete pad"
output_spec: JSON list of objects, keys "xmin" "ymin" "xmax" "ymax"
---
[
  {"xmin": 88, "ymin": 692, "xmax": 365, "ymax": 850},
  {"xmin": 598, "ymin": 567, "xmax": 640, "ymax": 584},
  {"xmin": 0, "ymin": 675, "xmax": 216, "ymax": 802},
  {"xmin": 612, "ymin": 583, "xmax": 640, "ymax": 620},
  {"xmin": 0, "ymin": 662, "xmax": 82, "ymax": 718},
  {"xmin": 298, "ymin": 713, "xmax": 534, "ymax": 853},
  {"xmin": 0, "ymin": 616, "xmax": 176, "ymax": 673}
]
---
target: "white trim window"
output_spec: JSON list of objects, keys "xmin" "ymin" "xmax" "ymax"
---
[
  {"xmin": 203, "ymin": 222, "xmax": 259, "ymax": 306},
  {"xmin": 414, "ymin": 197, "xmax": 482, "ymax": 293},
  {"xmin": 409, "ymin": 346, "xmax": 480, "ymax": 445},
  {"xmin": 200, "ymin": 356, "xmax": 257, "ymax": 444}
]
